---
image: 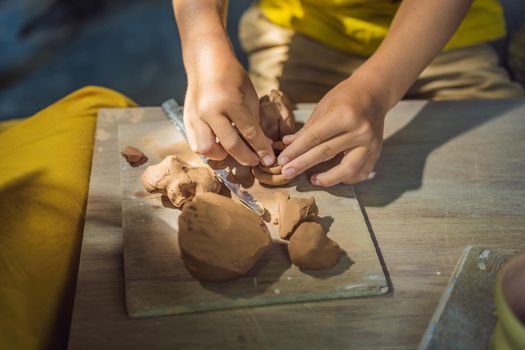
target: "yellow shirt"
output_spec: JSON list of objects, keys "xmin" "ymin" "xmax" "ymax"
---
[{"xmin": 258, "ymin": 0, "xmax": 506, "ymax": 56}]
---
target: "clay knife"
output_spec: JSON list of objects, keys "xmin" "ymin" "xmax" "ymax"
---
[{"xmin": 161, "ymin": 99, "xmax": 265, "ymax": 216}]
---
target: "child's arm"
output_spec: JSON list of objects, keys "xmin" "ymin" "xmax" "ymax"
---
[
  {"xmin": 278, "ymin": 0, "xmax": 473, "ymax": 186},
  {"xmin": 172, "ymin": 0, "xmax": 275, "ymax": 166}
]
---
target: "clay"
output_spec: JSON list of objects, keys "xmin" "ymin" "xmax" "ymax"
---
[
  {"xmin": 251, "ymin": 141, "xmax": 292, "ymax": 186},
  {"xmin": 178, "ymin": 193, "xmax": 272, "ymax": 281},
  {"xmin": 208, "ymin": 156, "xmax": 254, "ymax": 187},
  {"xmin": 142, "ymin": 156, "xmax": 221, "ymax": 208},
  {"xmin": 272, "ymin": 141, "xmax": 286, "ymax": 153},
  {"xmin": 259, "ymin": 162, "xmax": 282, "ymax": 175},
  {"xmin": 121, "ymin": 146, "xmax": 148, "ymax": 167},
  {"xmin": 252, "ymin": 164, "xmax": 291, "ymax": 186},
  {"xmin": 259, "ymin": 90, "xmax": 295, "ymax": 141},
  {"xmin": 287, "ymin": 221, "xmax": 341, "ymax": 270},
  {"xmin": 275, "ymin": 192, "xmax": 318, "ymax": 239}
]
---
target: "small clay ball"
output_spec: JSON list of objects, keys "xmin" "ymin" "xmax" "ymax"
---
[
  {"xmin": 288, "ymin": 221, "xmax": 341, "ymax": 270},
  {"xmin": 142, "ymin": 156, "xmax": 221, "ymax": 208},
  {"xmin": 178, "ymin": 193, "xmax": 272, "ymax": 281}
]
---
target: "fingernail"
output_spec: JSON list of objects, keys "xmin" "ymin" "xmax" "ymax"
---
[
  {"xmin": 278, "ymin": 156, "xmax": 289, "ymax": 166},
  {"xmin": 282, "ymin": 167, "xmax": 295, "ymax": 178},
  {"xmin": 367, "ymin": 171, "xmax": 376, "ymax": 180},
  {"xmin": 311, "ymin": 176, "xmax": 320, "ymax": 186},
  {"xmin": 262, "ymin": 154, "xmax": 274, "ymax": 166}
]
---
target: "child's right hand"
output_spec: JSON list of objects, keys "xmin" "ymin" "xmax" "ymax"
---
[{"xmin": 184, "ymin": 56, "xmax": 275, "ymax": 167}]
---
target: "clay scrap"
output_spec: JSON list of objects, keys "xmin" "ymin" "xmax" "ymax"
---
[
  {"xmin": 275, "ymin": 192, "xmax": 318, "ymax": 239},
  {"xmin": 121, "ymin": 146, "xmax": 148, "ymax": 167},
  {"xmin": 274, "ymin": 192, "xmax": 342, "ymax": 270},
  {"xmin": 142, "ymin": 155, "xmax": 221, "ymax": 208},
  {"xmin": 178, "ymin": 193, "xmax": 272, "ymax": 281}
]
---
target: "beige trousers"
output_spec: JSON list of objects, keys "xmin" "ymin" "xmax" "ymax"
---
[{"xmin": 239, "ymin": 6, "xmax": 525, "ymax": 103}]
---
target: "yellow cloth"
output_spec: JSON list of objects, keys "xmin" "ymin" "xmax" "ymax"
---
[
  {"xmin": 0, "ymin": 119, "xmax": 24, "ymax": 134},
  {"xmin": 258, "ymin": 0, "xmax": 506, "ymax": 56},
  {"xmin": 0, "ymin": 86, "xmax": 136, "ymax": 350}
]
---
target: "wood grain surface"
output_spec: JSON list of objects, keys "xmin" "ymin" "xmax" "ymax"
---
[
  {"xmin": 69, "ymin": 100, "xmax": 525, "ymax": 350},
  {"xmin": 119, "ymin": 121, "xmax": 387, "ymax": 317}
]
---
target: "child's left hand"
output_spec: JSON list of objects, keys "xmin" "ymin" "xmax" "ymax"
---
[{"xmin": 277, "ymin": 77, "xmax": 387, "ymax": 186}]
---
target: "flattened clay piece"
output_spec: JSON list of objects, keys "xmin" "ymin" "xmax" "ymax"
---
[
  {"xmin": 259, "ymin": 90, "xmax": 295, "ymax": 141},
  {"xmin": 252, "ymin": 140, "xmax": 292, "ymax": 186},
  {"xmin": 121, "ymin": 146, "xmax": 148, "ymax": 167},
  {"xmin": 288, "ymin": 221, "xmax": 341, "ymax": 270},
  {"xmin": 142, "ymin": 156, "xmax": 221, "ymax": 208},
  {"xmin": 252, "ymin": 164, "xmax": 291, "ymax": 186},
  {"xmin": 258, "ymin": 163, "xmax": 282, "ymax": 175},
  {"xmin": 178, "ymin": 193, "xmax": 272, "ymax": 281},
  {"xmin": 275, "ymin": 192, "xmax": 318, "ymax": 239}
]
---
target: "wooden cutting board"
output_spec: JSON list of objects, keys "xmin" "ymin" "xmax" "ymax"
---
[{"xmin": 119, "ymin": 119, "xmax": 388, "ymax": 318}]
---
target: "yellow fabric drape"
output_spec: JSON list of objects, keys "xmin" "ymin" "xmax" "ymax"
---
[{"xmin": 0, "ymin": 86, "xmax": 136, "ymax": 350}]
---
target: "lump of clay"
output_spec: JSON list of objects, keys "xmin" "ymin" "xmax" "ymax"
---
[
  {"xmin": 259, "ymin": 90, "xmax": 295, "ymax": 141},
  {"xmin": 121, "ymin": 146, "xmax": 148, "ymax": 167},
  {"xmin": 275, "ymin": 192, "xmax": 318, "ymax": 239},
  {"xmin": 288, "ymin": 221, "xmax": 341, "ymax": 270},
  {"xmin": 142, "ymin": 155, "xmax": 221, "ymax": 208},
  {"xmin": 178, "ymin": 193, "xmax": 272, "ymax": 281}
]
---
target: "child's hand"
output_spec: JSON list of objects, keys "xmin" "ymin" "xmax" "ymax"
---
[
  {"xmin": 277, "ymin": 78, "xmax": 387, "ymax": 186},
  {"xmin": 184, "ymin": 56, "xmax": 274, "ymax": 167}
]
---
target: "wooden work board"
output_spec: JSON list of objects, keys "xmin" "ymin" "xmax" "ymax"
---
[
  {"xmin": 119, "ymin": 119, "xmax": 388, "ymax": 318},
  {"xmin": 68, "ymin": 100, "xmax": 525, "ymax": 350}
]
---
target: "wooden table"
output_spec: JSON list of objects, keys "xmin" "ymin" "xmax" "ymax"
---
[{"xmin": 68, "ymin": 100, "xmax": 525, "ymax": 349}]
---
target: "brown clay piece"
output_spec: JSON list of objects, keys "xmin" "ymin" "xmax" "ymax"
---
[
  {"xmin": 142, "ymin": 155, "xmax": 221, "ymax": 208},
  {"xmin": 252, "ymin": 141, "xmax": 292, "ymax": 186},
  {"xmin": 287, "ymin": 221, "xmax": 341, "ymax": 270},
  {"xmin": 178, "ymin": 193, "xmax": 272, "ymax": 281},
  {"xmin": 252, "ymin": 164, "xmax": 291, "ymax": 186},
  {"xmin": 121, "ymin": 146, "xmax": 148, "ymax": 167},
  {"xmin": 272, "ymin": 141, "xmax": 286, "ymax": 153},
  {"xmin": 259, "ymin": 89, "xmax": 295, "ymax": 141},
  {"xmin": 275, "ymin": 192, "xmax": 318, "ymax": 239},
  {"xmin": 208, "ymin": 156, "xmax": 254, "ymax": 187}
]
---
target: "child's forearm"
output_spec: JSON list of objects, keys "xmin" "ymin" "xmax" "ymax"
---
[
  {"xmin": 172, "ymin": 0, "xmax": 234, "ymax": 82},
  {"xmin": 352, "ymin": 0, "xmax": 473, "ymax": 111},
  {"xmin": 171, "ymin": 0, "xmax": 275, "ymax": 166}
]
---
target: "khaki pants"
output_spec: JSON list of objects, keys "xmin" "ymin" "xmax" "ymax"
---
[{"xmin": 239, "ymin": 6, "xmax": 525, "ymax": 103}]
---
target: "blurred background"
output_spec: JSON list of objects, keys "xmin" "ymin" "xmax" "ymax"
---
[{"xmin": 0, "ymin": 0, "xmax": 524, "ymax": 120}]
